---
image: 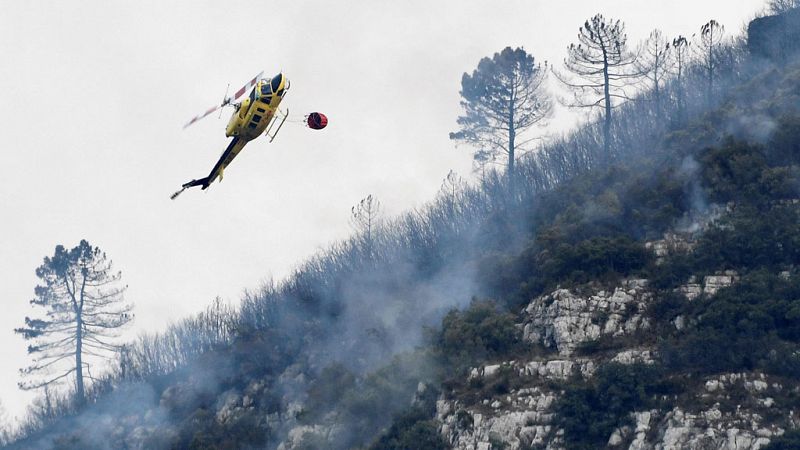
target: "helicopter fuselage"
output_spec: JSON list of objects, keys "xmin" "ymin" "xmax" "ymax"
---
[
  {"xmin": 170, "ymin": 72, "xmax": 292, "ymax": 199},
  {"xmin": 225, "ymin": 73, "xmax": 288, "ymax": 141}
]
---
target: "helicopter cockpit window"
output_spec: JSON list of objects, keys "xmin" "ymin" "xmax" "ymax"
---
[
  {"xmin": 261, "ymin": 83, "xmax": 272, "ymax": 96},
  {"xmin": 271, "ymin": 74, "xmax": 282, "ymax": 92}
]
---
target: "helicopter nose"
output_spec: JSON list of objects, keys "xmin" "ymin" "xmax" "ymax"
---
[{"xmin": 270, "ymin": 73, "xmax": 283, "ymax": 92}]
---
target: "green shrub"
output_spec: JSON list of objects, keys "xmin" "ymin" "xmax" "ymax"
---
[
  {"xmin": 700, "ymin": 139, "xmax": 771, "ymax": 204},
  {"xmin": 767, "ymin": 114, "xmax": 800, "ymax": 166},
  {"xmin": 700, "ymin": 138, "xmax": 799, "ymax": 206},
  {"xmin": 436, "ymin": 299, "xmax": 520, "ymax": 371},
  {"xmin": 692, "ymin": 205, "xmax": 800, "ymax": 272},
  {"xmin": 300, "ymin": 352, "xmax": 438, "ymax": 449},
  {"xmin": 660, "ymin": 271, "xmax": 800, "ymax": 376},
  {"xmin": 301, "ymin": 364, "xmax": 356, "ymax": 423},
  {"xmin": 646, "ymin": 252, "xmax": 694, "ymax": 290},
  {"xmin": 369, "ymin": 407, "xmax": 447, "ymax": 450},
  {"xmin": 539, "ymin": 235, "xmax": 651, "ymax": 285},
  {"xmin": 763, "ymin": 428, "xmax": 800, "ymax": 449},
  {"xmin": 165, "ymin": 406, "xmax": 270, "ymax": 450},
  {"xmin": 495, "ymin": 234, "xmax": 651, "ymax": 305},
  {"xmin": 554, "ymin": 363, "xmax": 671, "ymax": 450},
  {"xmin": 647, "ymin": 290, "xmax": 689, "ymax": 324}
]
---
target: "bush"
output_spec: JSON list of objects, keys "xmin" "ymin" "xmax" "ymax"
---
[
  {"xmin": 763, "ymin": 429, "xmax": 800, "ymax": 449},
  {"xmin": 298, "ymin": 352, "xmax": 437, "ymax": 449},
  {"xmin": 700, "ymin": 139, "xmax": 771, "ymax": 204},
  {"xmin": 481, "ymin": 232, "xmax": 652, "ymax": 307},
  {"xmin": 479, "ymin": 161, "xmax": 687, "ymax": 307},
  {"xmin": 169, "ymin": 407, "xmax": 269, "ymax": 450},
  {"xmin": 648, "ymin": 202, "xmax": 800, "ymax": 286},
  {"xmin": 538, "ymin": 235, "xmax": 651, "ymax": 285},
  {"xmin": 554, "ymin": 363, "xmax": 672, "ymax": 450},
  {"xmin": 767, "ymin": 114, "xmax": 800, "ymax": 166},
  {"xmin": 660, "ymin": 271, "xmax": 800, "ymax": 376},
  {"xmin": 700, "ymin": 138, "xmax": 798, "ymax": 205},
  {"xmin": 436, "ymin": 299, "xmax": 520, "ymax": 371},
  {"xmin": 647, "ymin": 287, "xmax": 691, "ymax": 325},
  {"xmin": 691, "ymin": 204, "xmax": 800, "ymax": 272},
  {"xmin": 646, "ymin": 251, "xmax": 695, "ymax": 290},
  {"xmin": 369, "ymin": 407, "xmax": 447, "ymax": 450},
  {"xmin": 301, "ymin": 364, "xmax": 357, "ymax": 423}
]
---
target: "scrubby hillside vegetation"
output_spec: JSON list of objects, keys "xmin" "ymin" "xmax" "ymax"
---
[{"xmin": 5, "ymin": 6, "xmax": 800, "ymax": 450}]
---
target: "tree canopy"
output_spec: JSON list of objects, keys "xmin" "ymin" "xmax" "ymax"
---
[
  {"xmin": 450, "ymin": 46, "xmax": 552, "ymax": 184},
  {"xmin": 557, "ymin": 14, "xmax": 639, "ymax": 156},
  {"xmin": 16, "ymin": 240, "xmax": 132, "ymax": 404}
]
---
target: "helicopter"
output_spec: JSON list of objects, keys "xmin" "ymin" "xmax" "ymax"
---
[{"xmin": 171, "ymin": 71, "xmax": 327, "ymax": 200}]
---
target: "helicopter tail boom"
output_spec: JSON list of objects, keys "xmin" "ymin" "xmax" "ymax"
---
[
  {"xmin": 170, "ymin": 177, "xmax": 212, "ymax": 200},
  {"xmin": 170, "ymin": 137, "xmax": 244, "ymax": 200}
]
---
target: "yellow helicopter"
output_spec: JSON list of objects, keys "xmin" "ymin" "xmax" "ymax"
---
[{"xmin": 171, "ymin": 71, "xmax": 327, "ymax": 199}]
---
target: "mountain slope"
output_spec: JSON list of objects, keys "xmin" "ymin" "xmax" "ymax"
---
[{"xmin": 6, "ymin": 8, "xmax": 800, "ymax": 450}]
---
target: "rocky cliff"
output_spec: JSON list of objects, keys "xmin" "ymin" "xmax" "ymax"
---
[
  {"xmin": 436, "ymin": 269, "xmax": 798, "ymax": 450},
  {"xmin": 748, "ymin": 7, "xmax": 800, "ymax": 62}
]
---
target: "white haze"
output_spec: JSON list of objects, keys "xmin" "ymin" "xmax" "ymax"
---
[{"xmin": 0, "ymin": 0, "xmax": 768, "ymax": 421}]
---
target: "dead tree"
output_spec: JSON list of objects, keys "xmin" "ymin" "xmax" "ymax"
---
[
  {"xmin": 637, "ymin": 29, "xmax": 674, "ymax": 118},
  {"xmin": 694, "ymin": 20, "xmax": 725, "ymax": 107},
  {"xmin": 556, "ymin": 14, "xmax": 639, "ymax": 158},
  {"xmin": 671, "ymin": 35, "xmax": 691, "ymax": 123},
  {"xmin": 351, "ymin": 195, "xmax": 383, "ymax": 259}
]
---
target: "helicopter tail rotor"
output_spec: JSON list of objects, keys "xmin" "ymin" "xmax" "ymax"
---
[
  {"xmin": 170, "ymin": 176, "xmax": 212, "ymax": 200},
  {"xmin": 169, "ymin": 187, "xmax": 187, "ymax": 200}
]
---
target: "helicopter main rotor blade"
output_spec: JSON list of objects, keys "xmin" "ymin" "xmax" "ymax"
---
[
  {"xmin": 183, "ymin": 104, "xmax": 223, "ymax": 129},
  {"xmin": 182, "ymin": 70, "xmax": 265, "ymax": 129},
  {"xmin": 223, "ymin": 70, "xmax": 264, "ymax": 106}
]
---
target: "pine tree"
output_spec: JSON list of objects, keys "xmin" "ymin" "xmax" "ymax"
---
[
  {"xmin": 450, "ymin": 47, "xmax": 552, "ymax": 189},
  {"xmin": 556, "ymin": 14, "xmax": 639, "ymax": 157},
  {"xmin": 16, "ymin": 240, "xmax": 133, "ymax": 405}
]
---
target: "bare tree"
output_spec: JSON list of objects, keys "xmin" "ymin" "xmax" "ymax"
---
[
  {"xmin": 15, "ymin": 240, "xmax": 133, "ymax": 405},
  {"xmin": 556, "ymin": 14, "xmax": 639, "ymax": 157},
  {"xmin": 768, "ymin": 0, "xmax": 800, "ymax": 13},
  {"xmin": 440, "ymin": 170, "xmax": 465, "ymax": 205},
  {"xmin": 637, "ymin": 29, "xmax": 674, "ymax": 118},
  {"xmin": 694, "ymin": 20, "xmax": 725, "ymax": 107},
  {"xmin": 671, "ymin": 35, "xmax": 691, "ymax": 123},
  {"xmin": 450, "ymin": 47, "xmax": 552, "ymax": 188},
  {"xmin": 435, "ymin": 170, "xmax": 468, "ymax": 230},
  {"xmin": 351, "ymin": 195, "xmax": 382, "ymax": 257}
]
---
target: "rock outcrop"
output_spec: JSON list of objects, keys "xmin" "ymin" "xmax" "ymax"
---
[
  {"xmin": 437, "ymin": 388, "xmax": 560, "ymax": 450},
  {"xmin": 748, "ymin": 7, "xmax": 800, "ymax": 62},
  {"xmin": 522, "ymin": 279, "xmax": 651, "ymax": 356},
  {"xmin": 677, "ymin": 271, "xmax": 738, "ymax": 300},
  {"xmin": 437, "ymin": 278, "xmax": 797, "ymax": 450}
]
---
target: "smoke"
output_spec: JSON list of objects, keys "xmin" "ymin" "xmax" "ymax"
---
[
  {"xmin": 9, "ymin": 7, "xmax": 800, "ymax": 450},
  {"xmin": 249, "ymin": 219, "xmax": 482, "ymax": 448},
  {"xmin": 309, "ymin": 258, "xmax": 477, "ymax": 372},
  {"xmin": 673, "ymin": 155, "xmax": 712, "ymax": 234},
  {"xmin": 725, "ymin": 113, "xmax": 778, "ymax": 143},
  {"xmin": 6, "ymin": 382, "xmax": 165, "ymax": 449}
]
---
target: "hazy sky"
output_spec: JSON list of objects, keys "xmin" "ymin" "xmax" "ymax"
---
[{"xmin": 0, "ymin": 0, "xmax": 767, "ymax": 421}]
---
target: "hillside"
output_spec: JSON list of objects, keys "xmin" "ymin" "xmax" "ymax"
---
[{"xmin": 6, "ymin": 8, "xmax": 800, "ymax": 450}]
